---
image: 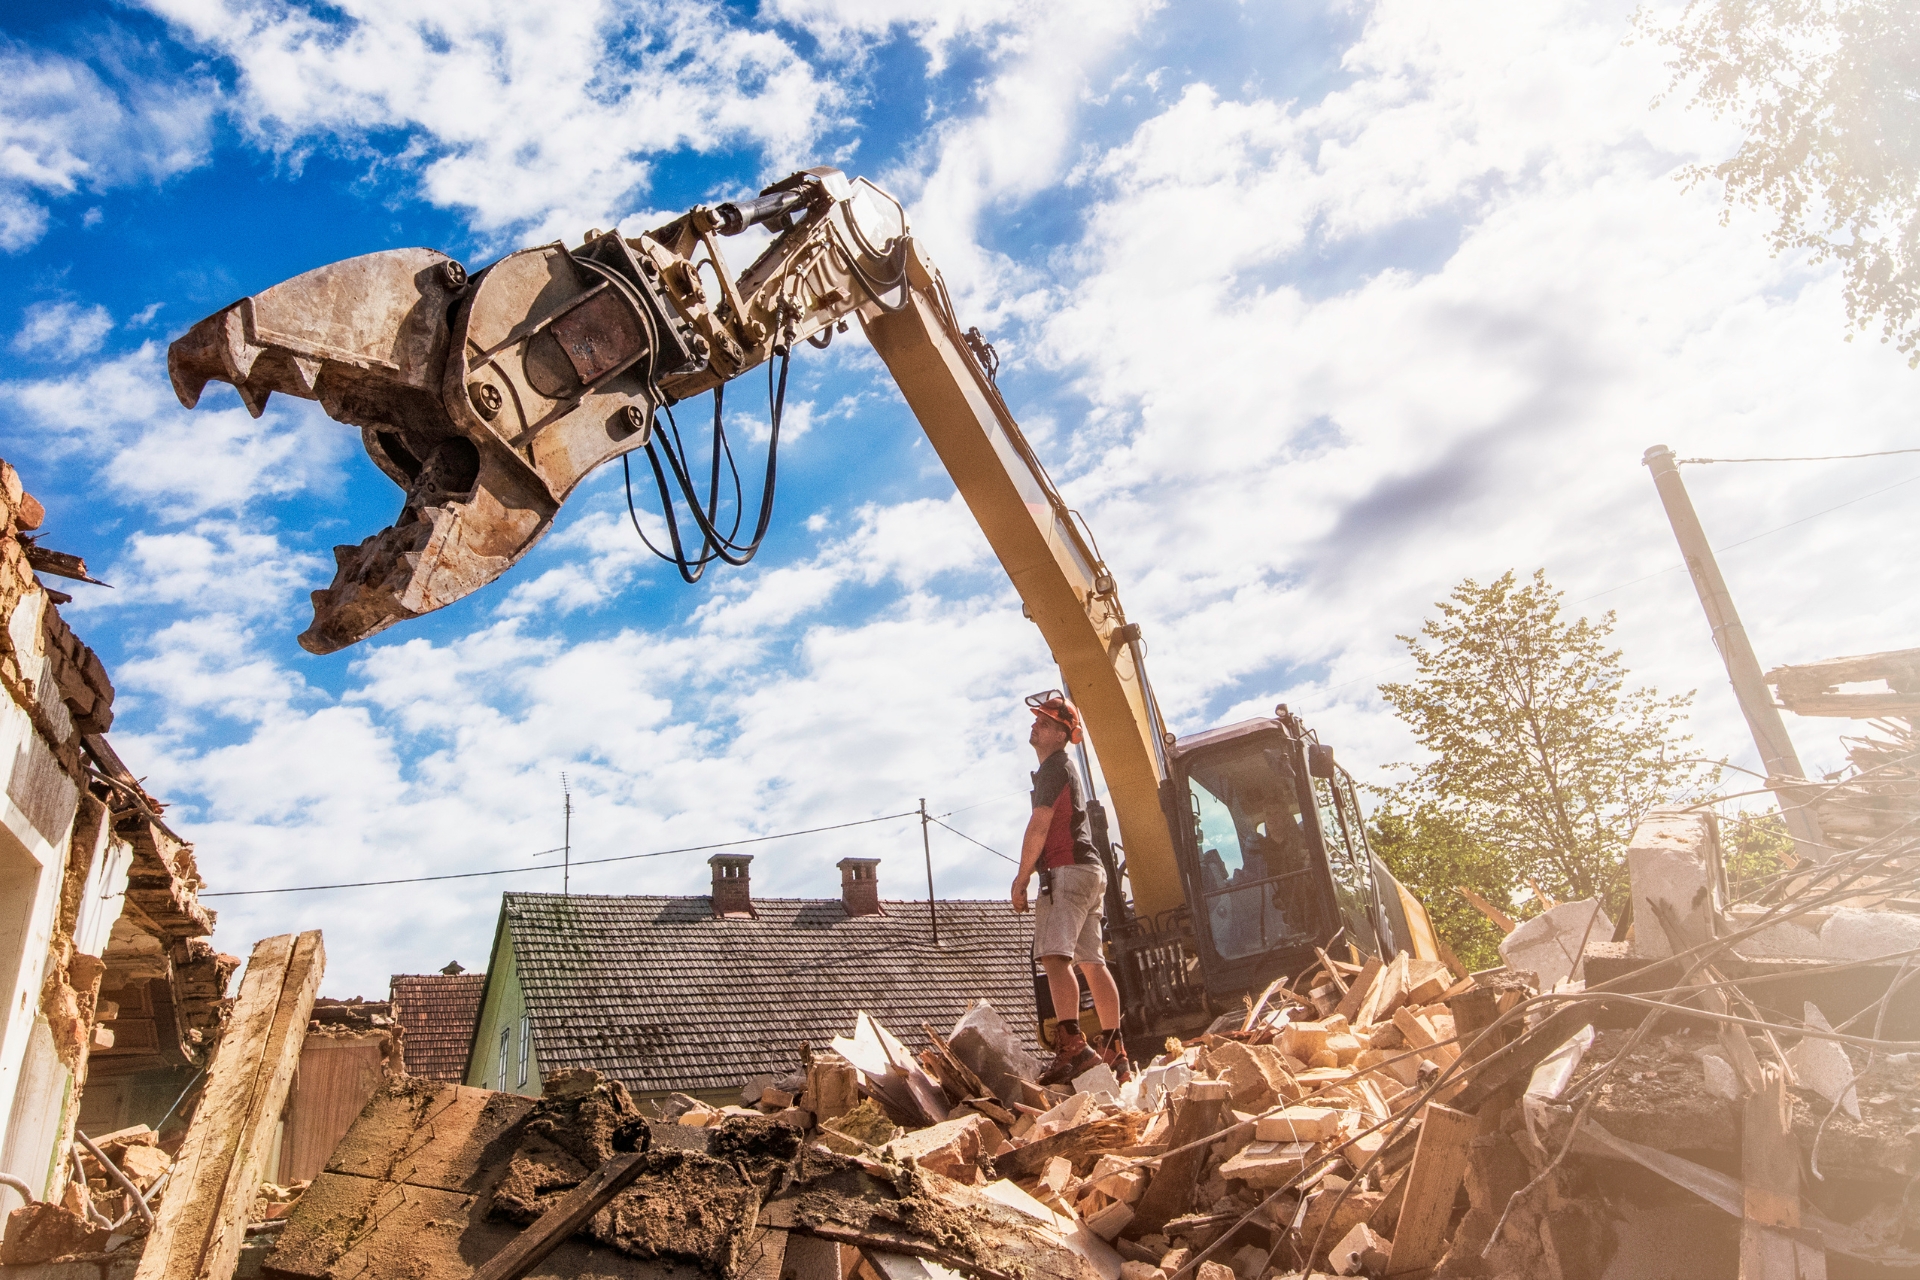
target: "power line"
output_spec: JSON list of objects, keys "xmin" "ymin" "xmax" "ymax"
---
[
  {"xmin": 1678, "ymin": 447, "xmax": 1920, "ymax": 465},
  {"xmin": 926, "ymin": 814, "xmax": 1019, "ymax": 865},
  {"xmin": 201, "ymin": 810, "xmax": 919, "ymax": 897},
  {"xmin": 934, "ymin": 787, "xmax": 1029, "ymax": 820}
]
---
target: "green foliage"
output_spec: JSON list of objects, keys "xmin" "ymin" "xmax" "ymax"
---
[
  {"xmin": 1379, "ymin": 570, "xmax": 1713, "ymax": 912},
  {"xmin": 1367, "ymin": 806, "xmax": 1512, "ymax": 973},
  {"xmin": 1723, "ymin": 808, "xmax": 1796, "ymax": 900},
  {"xmin": 1639, "ymin": 0, "xmax": 1920, "ymax": 366}
]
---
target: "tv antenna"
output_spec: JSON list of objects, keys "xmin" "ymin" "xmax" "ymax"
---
[
  {"xmin": 538, "ymin": 773, "xmax": 575, "ymax": 895},
  {"xmin": 561, "ymin": 773, "xmax": 572, "ymax": 896}
]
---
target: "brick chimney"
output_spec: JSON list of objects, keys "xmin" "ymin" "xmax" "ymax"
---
[
  {"xmin": 838, "ymin": 858, "xmax": 882, "ymax": 917},
  {"xmin": 709, "ymin": 854, "xmax": 755, "ymax": 918}
]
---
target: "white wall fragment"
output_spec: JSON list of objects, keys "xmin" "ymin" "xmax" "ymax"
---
[
  {"xmin": 1500, "ymin": 898, "xmax": 1613, "ymax": 990},
  {"xmin": 1783, "ymin": 1002, "xmax": 1860, "ymax": 1120}
]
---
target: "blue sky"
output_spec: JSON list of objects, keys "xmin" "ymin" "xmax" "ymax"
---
[{"xmin": 2, "ymin": 0, "xmax": 1913, "ymax": 996}]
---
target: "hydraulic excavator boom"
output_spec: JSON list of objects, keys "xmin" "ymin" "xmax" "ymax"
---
[{"xmin": 168, "ymin": 166, "xmax": 1437, "ymax": 1035}]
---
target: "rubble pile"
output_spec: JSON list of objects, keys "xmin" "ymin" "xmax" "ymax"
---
[
  {"xmin": 571, "ymin": 803, "xmax": 1920, "ymax": 1279},
  {"xmin": 0, "ymin": 1125, "xmax": 177, "ymax": 1268},
  {"xmin": 11, "ymin": 695, "xmax": 1920, "ymax": 1279}
]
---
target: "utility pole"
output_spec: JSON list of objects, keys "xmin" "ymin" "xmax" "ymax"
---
[
  {"xmin": 920, "ymin": 798, "xmax": 939, "ymax": 947},
  {"xmin": 562, "ymin": 773, "xmax": 572, "ymax": 897},
  {"xmin": 1642, "ymin": 445, "xmax": 1827, "ymax": 861}
]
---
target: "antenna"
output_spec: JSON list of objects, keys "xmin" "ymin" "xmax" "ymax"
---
[{"xmin": 561, "ymin": 773, "xmax": 572, "ymax": 897}]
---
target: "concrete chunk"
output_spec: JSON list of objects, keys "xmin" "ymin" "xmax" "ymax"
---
[
  {"xmin": 1255, "ymin": 1106, "xmax": 1341, "ymax": 1143},
  {"xmin": 1329, "ymin": 1222, "xmax": 1391, "ymax": 1276},
  {"xmin": 1500, "ymin": 898, "xmax": 1612, "ymax": 988},
  {"xmin": 1626, "ymin": 808, "xmax": 1720, "ymax": 959},
  {"xmin": 884, "ymin": 1113, "xmax": 1002, "ymax": 1182},
  {"xmin": 1217, "ymin": 1139, "xmax": 1314, "ymax": 1188},
  {"xmin": 1785, "ymin": 1002, "xmax": 1860, "ymax": 1119}
]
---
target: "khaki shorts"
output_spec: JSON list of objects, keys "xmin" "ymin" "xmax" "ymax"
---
[{"xmin": 1033, "ymin": 863, "xmax": 1107, "ymax": 964}]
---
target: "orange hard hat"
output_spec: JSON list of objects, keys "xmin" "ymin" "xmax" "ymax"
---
[{"xmin": 1025, "ymin": 689, "xmax": 1083, "ymax": 743}]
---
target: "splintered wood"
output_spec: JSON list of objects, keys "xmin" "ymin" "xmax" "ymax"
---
[{"xmin": 135, "ymin": 931, "xmax": 324, "ymax": 1280}]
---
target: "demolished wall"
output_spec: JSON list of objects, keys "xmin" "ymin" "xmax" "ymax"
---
[{"xmin": 0, "ymin": 458, "xmax": 233, "ymax": 1220}]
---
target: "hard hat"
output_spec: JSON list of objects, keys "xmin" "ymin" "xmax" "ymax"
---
[{"xmin": 1025, "ymin": 689, "xmax": 1083, "ymax": 743}]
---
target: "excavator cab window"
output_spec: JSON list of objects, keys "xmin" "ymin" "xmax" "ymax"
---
[
  {"xmin": 1183, "ymin": 743, "xmax": 1319, "ymax": 960},
  {"xmin": 1309, "ymin": 770, "xmax": 1379, "ymax": 959}
]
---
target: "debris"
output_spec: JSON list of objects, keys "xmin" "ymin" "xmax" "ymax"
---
[
  {"xmin": 886, "ymin": 1114, "xmax": 1004, "ymax": 1182},
  {"xmin": 470, "ymin": 1146, "xmax": 652, "ymax": 1280},
  {"xmin": 1626, "ymin": 808, "xmax": 1721, "ymax": 959},
  {"xmin": 136, "ymin": 930, "xmax": 323, "ymax": 1280},
  {"xmin": 1783, "ymin": 1002, "xmax": 1859, "ymax": 1120},
  {"xmin": 1327, "ymin": 1222, "xmax": 1390, "ymax": 1276},
  {"xmin": 1498, "ymin": 898, "xmax": 1610, "ymax": 990},
  {"xmin": 2, "ymin": 1201, "xmax": 114, "ymax": 1265}
]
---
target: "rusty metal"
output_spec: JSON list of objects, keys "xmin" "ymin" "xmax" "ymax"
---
[{"xmin": 168, "ymin": 169, "xmax": 875, "ymax": 653}]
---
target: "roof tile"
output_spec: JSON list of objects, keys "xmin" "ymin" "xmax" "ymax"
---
[
  {"xmin": 503, "ymin": 893, "xmax": 1039, "ymax": 1095},
  {"xmin": 388, "ymin": 973, "xmax": 487, "ymax": 1082}
]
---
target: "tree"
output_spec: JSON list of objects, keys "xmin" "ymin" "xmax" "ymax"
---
[
  {"xmin": 1723, "ymin": 807, "xmax": 1796, "ymax": 899},
  {"xmin": 1367, "ymin": 806, "xmax": 1514, "ymax": 972},
  {"xmin": 1377, "ymin": 570, "xmax": 1712, "ymax": 911},
  {"xmin": 1639, "ymin": 0, "xmax": 1920, "ymax": 365}
]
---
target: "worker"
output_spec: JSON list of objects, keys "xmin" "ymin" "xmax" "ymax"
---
[{"xmin": 1011, "ymin": 690, "xmax": 1132, "ymax": 1085}]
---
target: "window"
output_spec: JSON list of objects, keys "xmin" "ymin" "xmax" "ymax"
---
[
  {"xmin": 1184, "ymin": 742, "xmax": 1317, "ymax": 959},
  {"xmin": 517, "ymin": 1015, "xmax": 530, "ymax": 1087},
  {"xmin": 498, "ymin": 1026, "xmax": 510, "ymax": 1092}
]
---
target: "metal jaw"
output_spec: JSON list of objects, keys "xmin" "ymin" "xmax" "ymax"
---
[{"xmin": 166, "ymin": 167, "xmax": 907, "ymax": 653}]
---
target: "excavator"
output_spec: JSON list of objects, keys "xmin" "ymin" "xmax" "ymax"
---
[{"xmin": 165, "ymin": 166, "xmax": 1441, "ymax": 1041}]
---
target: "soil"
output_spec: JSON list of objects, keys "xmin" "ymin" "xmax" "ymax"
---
[{"xmin": 486, "ymin": 1077, "xmax": 799, "ymax": 1274}]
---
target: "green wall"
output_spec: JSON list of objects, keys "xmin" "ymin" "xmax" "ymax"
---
[{"xmin": 465, "ymin": 918, "xmax": 541, "ymax": 1096}]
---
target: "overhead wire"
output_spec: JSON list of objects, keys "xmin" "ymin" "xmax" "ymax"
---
[
  {"xmin": 200, "ymin": 808, "xmax": 918, "ymax": 897},
  {"xmin": 925, "ymin": 814, "xmax": 1019, "ymax": 865},
  {"xmin": 1677, "ymin": 447, "xmax": 1920, "ymax": 464}
]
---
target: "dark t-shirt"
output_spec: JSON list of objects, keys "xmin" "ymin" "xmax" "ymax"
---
[{"xmin": 1030, "ymin": 750, "xmax": 1098, "ymax": 869}]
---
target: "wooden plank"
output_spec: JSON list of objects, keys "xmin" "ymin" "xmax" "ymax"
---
[
  {"xmin": 1356, "ymin": 953, "xmax": 1409, "ymax": 1028},
  {"xmin": 264, "ymin": 1172, "xmax": 673, "ymax": 1280},
  {"xmin": 135, "ymin": 934, "xmax": 295, "ymax": 1280},
  {"xmin": 1740, "ymin": 1065, "xmax": 1826, "ymax": 1280},
  {"xmin": 471, "ymin": 1149, "xmax": 650, "ymax": 1280},
  {"xmin": 1313, "ymin": 948, "xmax": 1350, "ymax": 995},
  {"xmin": 199, "ymin": 931, "xmax": 323, "ymax": 1280},
  {"xmin": 993, "ymin": 1115, "xmax": 1138, "ymax": 1180},
  {"xmin": 279, "ymin": 1036, "xmax": 388, "ymax": 1183},
  {"xmin": 1455, "ymin": 888, "xmax": 1515, "ymax": 935},
  {"xmin": 1384, "ymin": 1103, "xmax": 1475, "ymax": 1276},
  {"xmin": 1130, "ymin": 1081, "xmax": 1230, "ymax": 1233},
  {"xmin": 1334, "ymin": 958, "xmax": 1382, "ymax": 1025}
]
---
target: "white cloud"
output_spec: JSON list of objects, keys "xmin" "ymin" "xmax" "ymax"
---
[
  {"xmin": 30, "ymin": 0, "xmax": 1918, "ymax": 1002},
  {"xmin": 0, "ymin": 43, "xmax": 217, "ymax": 250},
  {"xmin": 1023, "ymin": 0, "xmax": 1917, "ymax": 795},
  {"xmin": 767, "ymin": 0, "xmax": 1033, "ymax": 72},
  {"xmin": 877, "ymin": 0, "xmax": 1164, "ymax": 315},
  {"xmin": 1, "ymin": 343, "xmax": 349, "ymax": 518},
  {"xmin": 11, "ymin": 301, "xmax": 113, "ymax": 360},
  {"xmin": 136, "ymin": 0, "xmax": 849, "ymax": 244}
]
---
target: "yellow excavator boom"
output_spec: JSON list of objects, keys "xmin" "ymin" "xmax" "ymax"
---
[{"xmin": 166, "ymin": 167, "xmax": 1185, "ymax": 919}]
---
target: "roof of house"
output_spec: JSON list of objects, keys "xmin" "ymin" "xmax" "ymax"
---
[
  {"xmin": 498, "ymin": 893, "xmax": 1039, "ymax": 1096},
  {"xmin": 389, "ymin": 973, "xmax": 487, "ymax": 1082}
]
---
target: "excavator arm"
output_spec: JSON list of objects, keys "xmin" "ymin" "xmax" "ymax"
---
[{"xmin": 167, "ymin": 166, "xmax": 1186, "ymax": 921}]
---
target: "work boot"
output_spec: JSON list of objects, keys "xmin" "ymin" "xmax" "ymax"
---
[
  {"xmin": 1037, "ymin": 1021, "xmax": 1101, "ymax": 1086},
  {"xmin": 1096, "ymin": 1029, "xmax": 1133, "ymax": 1084}
]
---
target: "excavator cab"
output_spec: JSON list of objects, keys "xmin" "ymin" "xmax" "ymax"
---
[{"xmin": 1108, "ymin": 707, "xmax": 1419, "ymax": 1039}]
